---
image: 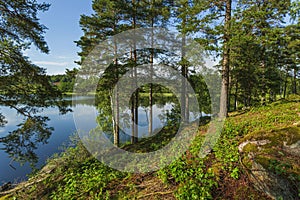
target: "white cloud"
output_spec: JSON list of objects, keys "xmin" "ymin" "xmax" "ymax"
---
[
  {"xmin": 33, "ymin": 61, "xmax": 69, "ymax": 66},
  {"xmin": 57, "ymin": 56, "xmax": 76, "ymax": 59}
]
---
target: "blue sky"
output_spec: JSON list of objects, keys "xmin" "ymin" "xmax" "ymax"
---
[
  {"xmin": 25, "ymin": 0, "xmax": 93, "ymax": 75},
  {"xmin": 25, "ymin": 0, "xmax": 219, "ymax": 75}
]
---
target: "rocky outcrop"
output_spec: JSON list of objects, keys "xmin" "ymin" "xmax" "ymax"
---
[
  {"xmin": 239, "ymin": 126, "xmax": 300, "ymax": 200},
  {"xmin": 283, "ymin": 140, "xmax": 300, "ymax": 157},
  {"xmin": 245, "ymin": 152, "xmax": 298, "ymax": 200}
]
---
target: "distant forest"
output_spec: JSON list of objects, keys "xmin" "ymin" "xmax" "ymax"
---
[{"xmin": 48, "ymin": 68, "xmax": 78, "ymax": 93}]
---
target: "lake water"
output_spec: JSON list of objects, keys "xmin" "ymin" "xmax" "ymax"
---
[{"xmin": 0, "ymin": 96, "xmax": 178, "ymax": 184}]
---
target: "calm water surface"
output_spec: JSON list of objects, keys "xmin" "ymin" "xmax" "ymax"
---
[{"xmin": 0, "ymin": 96, "xmax": 176, "ymax": 184}]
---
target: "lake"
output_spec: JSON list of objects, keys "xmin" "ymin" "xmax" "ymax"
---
[{"xmin": 0, "ymin": 96, "xmax": 180, "ymax": 184}]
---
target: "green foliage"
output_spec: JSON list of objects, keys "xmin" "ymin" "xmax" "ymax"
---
[
  {"xmin": 48, "ymin": 68, "xmax": 78, "ymax": 93},
  {"xmin": 268, "ymin": 159, "xmax": 292, "ymax": 176},
  {"xmin": 158, "ymin": 152, "xmax": 218, "ymax": 200},
  {"xmin": 156, "ymin": 96, "xmax": 300, "ymax": 199},
  {"xmin": 9, "ymin": 97, "xmax": 300, "ymax": 199},
  {"xmin": 0, "ymin": 0, "xmax": 70, "ymax": 167},
  {"xmin": 50, "ymin": 159, "xmax": 124, "ymax": 200},
  {"xmin": 75, "ymin": 0, "xmax": 130, "ymax": 65},
  {"xmin": 2, "ymin": 0, "xmax": 300, "ymax": 199},
  {"xmin": 0, "ymin": 0, "xmax": 50, "ymax": 53}
]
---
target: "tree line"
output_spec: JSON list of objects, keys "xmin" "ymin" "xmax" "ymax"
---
[
  {"xmin": 75, "ymin": 0, "xmax": 299, "ymax": 145},
  {"xmin": 77, "ymin": 0, "xmax": 299, "ymax": 114},
  {"xmin": 48, "ymin": 68, "xmax": 78, "ymax": 93},
  {"xmin": 0, "ymin": 0, "xmax": 299, "ymax": 148}
]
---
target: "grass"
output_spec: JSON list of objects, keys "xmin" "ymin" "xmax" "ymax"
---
[{"xmin": 1, "ymin": 95, "xmax": 300, "ymax": 199}]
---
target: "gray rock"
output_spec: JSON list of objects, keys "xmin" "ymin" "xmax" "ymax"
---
[
  {"xmin": 240, "ymin": 140, "xmax": 300, "ymax": 200},
  {"xmin": 248, "ymin": 160, "xmax": 298, "ymax": 200},
  {"xmin": 283, "ymin": 140, "xmax": 300, "ymax": 156}
]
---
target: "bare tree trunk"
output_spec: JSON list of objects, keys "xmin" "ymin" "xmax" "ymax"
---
[
  {"xmin": 234, "ymin": 81, "xmax": 238, "ymax": 110},
  {"xmin": 283, "ymin": 69, "xmax": 288, "ymax": 99},
  {"xmin": 181, "ymin": 29, "xmax": 187, "ymax": 122},
  {"xmin": 131, "ymin": 0, "xmax": 138, "ymax": 143},
  {"xmin": 134, "ymin": 58, "xmax": 138, "ymax": 142},
  {"xmin": 293, "ymin": 68, "xmax": 297, "ymax": 94},
  {"xmin": 113, "ymin": 45, "xmax": 119, "ymax": 147},
  {"xmin": 261, "ymin": 60, "xmax": 266, "ymax": 105},
  {"xmin": 219, "ymin": 0, "xmax": 231, "ymax": 118},
  {"xmin": 148, "ymin": 19, "xmax": 154, "ymax": 136}
]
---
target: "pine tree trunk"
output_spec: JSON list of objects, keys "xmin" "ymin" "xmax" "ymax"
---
[
  {"xmin": 248, "ymin": 91, "xmax": 252, "ymax": 106},
  {"xmin": 113, "ymin": 26, "xmax": 119, "ymax": 147},
  {"xmin": 114, "ymin": 77, "xmax": 120, "ymax": 147},
  {"xmin": 131, "ymin": 0, "xmax": 138, "ymax": 143},
  {"xmin": 261, "ymin": 60, "xmax": 266, "ymax": 105},
  {"xmin": 293, "ymin": 68, "xmax": 297, "ymax": 94},
  {"xmin": 185, "ymin": 79, "xmax": 189, "ymax": 122},
  {"xmin": 219, "ymin": 0, "xmax": 231, "ymax": 118},
  {"xmin": 284, "ymin": 70, "xmax": 288, "ymax": 98},
  {"xmin": 234, "ymin": 81, "xmax": 238, "ymax": 111},
  {"xmin": 181, "ymin": 27, "xmax": 187, "ymax": 123},
  {"xmin": 148, "ymin": 22, "xmax": 154, "ymax": 136},
  {"xmin": 148, "ymin": 83, "xmax": 153, "ymax": 136},
  {"xmin": 112, "ymin": 84, "xmax": 120, "ymax": 146},
  {"xmin": 269, "ymin": 91, "xmax": 273, "ymax": 103},
  {"xmin": 131, "ymin": 51, "xmax": 135, "ymax": 144},
  {"xmin": 134, "ymin": 63, "xmax": 139, "ymax": 142},
  {"xmin": 228, "ymin": 75, "xmax": 232, "ymax": 112}
]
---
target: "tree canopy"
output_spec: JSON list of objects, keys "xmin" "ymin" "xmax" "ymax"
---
[{"xmin": 0, "ymin": 0, "xmax": 68, "ymax": 166}]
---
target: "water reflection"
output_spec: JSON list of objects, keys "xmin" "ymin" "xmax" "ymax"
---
[
  {"xmin": 0, "ymin": 99, "xmax": 77, "ymax": 184},
  {"xmin": 0, "ymin": 99, "xmax": 73, "ymax": 169},
  {"xmin": 0, "ymin": 95, "xmax": 185, "ymax": 183},
  {"xmin": 95, "ymin": 93, "xmax": 181, "ymax": 143},
  {"xmin": 0, "ymin": 116, "xmax": 53, "ymax": 168}
]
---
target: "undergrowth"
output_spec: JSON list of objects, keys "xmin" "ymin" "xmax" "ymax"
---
[{"xmin": 4, "ymin": 96, "xmax": 300, "ymax": 199}]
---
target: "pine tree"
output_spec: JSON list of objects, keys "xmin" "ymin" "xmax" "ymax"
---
[
  {"xmin": 234, "ymin": 0, "xmax": 292, "ymax": 104},
  {"xmin": 76, "ymin": 0, "xmax": 130, "ymax": 146},
  {"xmin": 172, "ymin": 0, "xmax": 198, "ymax": 122},
  {"xmin": 0, "ymin": 0, "xmax": 68, "ymax": 166},
  {"xmin": 139, "ymin": 0, "xmax": 172, "ymax": 135},
  {"xmin": 188, "ymin": 0, "xmax": 232, "ymax": 117}
]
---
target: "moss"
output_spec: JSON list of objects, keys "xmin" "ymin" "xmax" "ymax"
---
[
  {"xmin": 242, "ymin": 157, "xmax": 252, "ymax": 169},
  {"xmin": 210, "ymin": 163, "xmax": 222, "ymax": 179},
  {"xmin": 242, "ymin": 126, "xmax": 300, "ymax": 147},
  {"xmin": 243, "ymin": 143, "xmax": 258, "ymax": 154},
  {"xmin": 277, "ymin": 126, "xmax": 300, "ymax": 145},
  {"xmin": 240, "ymin": 124, "xmax": 300, "ymax": 182},
  {"xmin": 255, "ymin": 155, "xmax": 271, "ymax": 169}
]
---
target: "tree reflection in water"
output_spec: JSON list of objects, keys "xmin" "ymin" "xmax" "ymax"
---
[{"xmin": 0, "ymin": 100, "xmax": 72, "ymax": 169}]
